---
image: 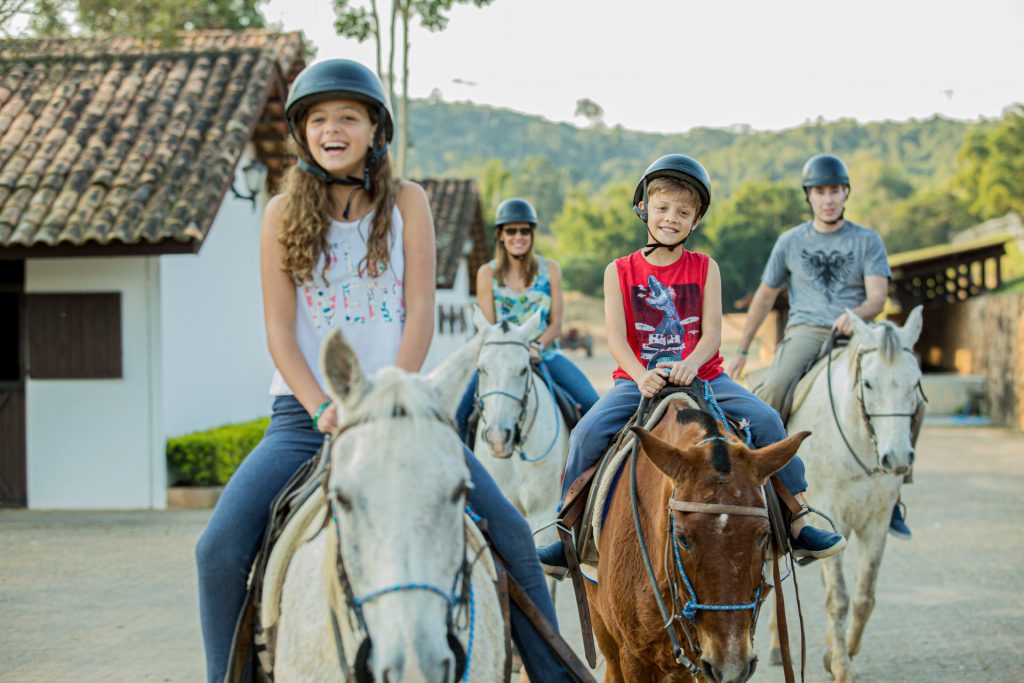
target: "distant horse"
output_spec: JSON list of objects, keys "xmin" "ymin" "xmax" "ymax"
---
[
  {"xmin": 264, "ymin": 329, "xmax": 506, "ymax": 682},
  {"xmin": 587, "ymin": 394, "xmax": 809, "ymax": 683},
  {"xmin": 773, "ymin": 307, "xmax": 924, "ymax": 682},
  {"xmin": 470, "ymin": 308, "xmax": 570, "ymax": 543}
]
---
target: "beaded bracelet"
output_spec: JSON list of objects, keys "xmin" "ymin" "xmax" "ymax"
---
[{"xmin": 312, "ymin": 400, "xmax": 332, "ymax": 430}]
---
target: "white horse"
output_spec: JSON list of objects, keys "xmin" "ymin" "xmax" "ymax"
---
[
  {"xmin": 267, "ymin": 328, "xmax": 506, "ymax": 682},
  {"xmin": 771, "ymin": 307, "xmax": 924, "ymax": 683},
  {"xmin": 470, "ymin": 308, "xmax": 570, "ymax": 544}
]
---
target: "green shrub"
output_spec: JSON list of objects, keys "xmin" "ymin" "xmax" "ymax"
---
[{"xmin": 167, "ymin": 417, "xmax": 270, "ymax": 486}]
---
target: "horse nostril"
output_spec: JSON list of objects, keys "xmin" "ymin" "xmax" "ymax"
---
[
  {"xmin": 747, "ymin": 655, "xmax": 758, "ymax": 680},
  {"xmin": 701, "ymin": 659, "xmax": 722, "ymax": 683},
  {"xmin": 881, "ymin": 453, "xmax": 893, "ymax": 470},
  {"xmin": 909, "ymin": 449, "xmax": 916, "ymax": 465},
  {"xmin": 441, "ymin": 655, "xmax": 453, "ymax": 682}
]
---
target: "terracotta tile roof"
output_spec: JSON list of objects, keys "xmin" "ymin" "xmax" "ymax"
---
[
  {"xmin": 418, "ymin": 178, "xmax": 489, "ymax": 291},
  {"xmin": 0, "ymin": 30, "xmax": 304, "ymax": 256}
]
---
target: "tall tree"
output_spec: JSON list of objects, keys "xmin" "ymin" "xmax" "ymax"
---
[
  {"xmin": 956, "ymin": 104, "xmax": 1024, "ymax": 220},
  {"xmin": 4, "ymin": 0, "xmax": 266, "ymax": 39},
  {"xmin": 333, "ymin": 0, "xmax": 495, "ymax": 175},
  {"xmin": 702, "ymin": 181, "xmax": 805, "ymax": 311}
]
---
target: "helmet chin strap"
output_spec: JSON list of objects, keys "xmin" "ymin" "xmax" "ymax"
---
[{"xmin": 643, "ymin": 226, "xmax": 686, "ymax": 256}]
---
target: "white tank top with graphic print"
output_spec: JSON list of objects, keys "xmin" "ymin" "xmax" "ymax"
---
[{"xmin": 270, "ymin": 206, "xmax": 406, "ymax": 395}]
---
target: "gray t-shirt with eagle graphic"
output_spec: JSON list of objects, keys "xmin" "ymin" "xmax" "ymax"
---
[{"xmin": 761, "ymin": 220, "xmax": 891, "ymax": 328}]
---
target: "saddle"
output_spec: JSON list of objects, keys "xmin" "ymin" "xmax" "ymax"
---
[
  {"xmin": 225, "ymin": 437, "xmax": 597, "ymax": 683},
  {"xmin": 766, "ymin": 335, "xmax": 851, "ymax": 424}
]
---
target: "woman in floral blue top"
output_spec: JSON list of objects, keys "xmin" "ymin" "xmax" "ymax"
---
[{"xmin": 456, "ymin": 198, "xmax": 599, "ymax": 439}]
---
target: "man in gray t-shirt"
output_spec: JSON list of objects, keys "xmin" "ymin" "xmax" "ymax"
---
[{"xmin": 725, "ymin": 154, "xmax": 912, "ymax": 539}]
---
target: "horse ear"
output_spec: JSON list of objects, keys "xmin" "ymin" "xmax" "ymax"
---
[
  {"xmin": 845, "ymin": 308, "xmax": 874, "ymax": 342},
  {"xmin": 748, "ymin": 431, "xmax": 810, "ymax": 484},
  {"xmin": 631, "ymin": 426, "xmax": 701, "ymax": 482},
  {"xmin": 899, "ymin": 305, "xmax": 924, "ymax": 349},
  {"xmin": 321, "ymin": 329, "xmax": 365, "ymax": 407},
  {"xmin": 472, "ymin": 305, "xmax": 491, "ymax": 334},
  {"xmin": 518, "ymin": 308, "xmax": 543, "ymax": 341},
  {"xmin": 427, "ymin": 327, "xmax": 486, "ymax": 416}
]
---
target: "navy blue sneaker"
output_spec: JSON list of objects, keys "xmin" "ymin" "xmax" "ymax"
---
[
  {"xmin": 889, "ymin": 502, "xmax": 912, "ymax": 540},
  {"xmin": 791, "ymin": 526, "xmax": 847, "ymax": 565},
  {"xmin": 537, "ymin": 540, "xmax": 569, "ymax": 580}
]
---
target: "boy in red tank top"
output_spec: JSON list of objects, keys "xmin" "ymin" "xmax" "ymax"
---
[{"xmin": 537, "ymin": 155, "xmax": 846, "ymax": 576}]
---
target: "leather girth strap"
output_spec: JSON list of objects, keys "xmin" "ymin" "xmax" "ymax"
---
[
  {"xmin": 768, "ymin": 475, "xmax": 807, "ymax": 682},
  {"xmin": 481, "ymin": 528, "xmax": 596, "ymax": 683}
]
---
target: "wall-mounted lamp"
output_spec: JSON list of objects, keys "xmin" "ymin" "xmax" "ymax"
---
[{"xmin": 231, "ymin": 159, "xmax": 269, "ymax": 210}]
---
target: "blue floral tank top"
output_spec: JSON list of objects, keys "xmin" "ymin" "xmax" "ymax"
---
[{"xmin": 491, "ymin": 255, "xmax": 561, "ymax": 359}]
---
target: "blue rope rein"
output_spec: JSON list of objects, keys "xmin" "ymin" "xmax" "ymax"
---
[
  {"xmin": 671, "ymin": 516, "xmax": 761, "ymax": 621},
  {"xmin": 702, "ymin": 379, "xmax": 753, "ymax": 448},
  {"xmin": 516, "ymin": 361, "xmax": 562, "ymax": 463}
]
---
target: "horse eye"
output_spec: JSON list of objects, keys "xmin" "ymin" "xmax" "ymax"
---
[
  {"xmin": 863, "ymin": 380, "xmax": 872, "ymax": 390},
  {"xmin": 675, "ymin": 531, "xmax": 691, "ymax": 550},
  {"xmin": 478, "ymin": 367, "xmax": 487, "ymax": 376},
  {"xmin": 334, "ymin": 493, "xmax": 352, "ymax": 512},
  {"xmin": 518, "ymin": 367, "xmax": 528, "ymax": 376}
]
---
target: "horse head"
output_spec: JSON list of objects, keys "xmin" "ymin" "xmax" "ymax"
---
[
  {"xmin": 846, "ymin": 306, "xmax": 924, "ymax": 476},
  {"xmin": 318, "ymin": 328, "xmax": 483, "ymax": 682},
  {"xmin": 632, "ymin": 407, "xmax": 809, "ymax": 683},
  {"xmin": 471, "ymin": 306, "xmax": 542, "ymax": 458}
]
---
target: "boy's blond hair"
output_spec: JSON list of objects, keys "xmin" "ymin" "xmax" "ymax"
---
[{"xmin": 647, "ymin": 176, "xmax": 703, "ymax": 213}]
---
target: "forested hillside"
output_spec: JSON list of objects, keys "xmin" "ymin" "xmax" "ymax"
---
[{"xmin": 405, "ymin": 96, "xmax": 1022, "ymax": 307}]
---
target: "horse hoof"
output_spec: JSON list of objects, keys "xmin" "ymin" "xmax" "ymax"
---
[{"xmin": 769, "ymin": 648, "xmax": 783, "ymax": 666}]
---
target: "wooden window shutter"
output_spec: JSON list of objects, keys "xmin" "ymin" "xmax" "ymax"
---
[{"xmin": 26, "ymin": 293, "xmax": 122, "ymax": 379}]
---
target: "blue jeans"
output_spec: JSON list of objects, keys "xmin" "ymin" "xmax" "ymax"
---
[
  {"xmin": 196, "ymin": 395, "xmax": 572, "ymax": 682},
  {"xmin": 559, "ymin": 374, "xmax": 807, "ymax": 503},
  {"xmin": 456, "ymin": 353, "xmax": 600, "ymax": 439}
]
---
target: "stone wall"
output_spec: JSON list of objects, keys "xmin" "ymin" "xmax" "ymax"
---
[{"xmin": 915, "ymin": 292, "xmax": 1024, "ymax": 429}]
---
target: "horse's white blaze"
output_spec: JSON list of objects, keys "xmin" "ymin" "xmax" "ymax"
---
[
  {"xmin": 471, "ymin": 309, "xmax": 570, "ymax": 544},
  {"xmin": 771, "ymin": 306, "xmax": 924, "ymax": 681},
  {"xmin": 271, "ymin": 330, "xmax": 505, "ymax": 682}
]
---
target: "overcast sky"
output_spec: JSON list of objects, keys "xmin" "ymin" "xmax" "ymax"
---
[{"xmin": 266, "ymin": 0, "xmax": 1024, "ymax": 133}]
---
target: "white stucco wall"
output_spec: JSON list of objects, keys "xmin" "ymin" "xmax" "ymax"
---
[
  {"xmin": 25, "ymin": 257, "xmax": 164, "ymax": 509},
  {"xmin": 423, "ymin": 256, "xmax": 475, "ymax": 373},
  {"xmin": 159, "ymin": 160, "xmax": 274, "ymax": 438}
]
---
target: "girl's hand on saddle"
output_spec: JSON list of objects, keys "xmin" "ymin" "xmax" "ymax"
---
[
  {"xmin": 315, "ymin": 403, "xmax": 339, "ymax": 434},
  {"xmin": 528, "ymin": 341, "xmax": 542, "ymax": 363},
  {"xmin": 638, "ymin": 368, "xmax": 669, "ymax": 398},
  {"xmin": 658, "ymin": 359, "xmax": 700, "ymax": 386}
]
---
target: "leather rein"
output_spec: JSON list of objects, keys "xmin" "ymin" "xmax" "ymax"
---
[{"xmin": 824, "ymin": 332, "xmax": 925, "ymax": 477}]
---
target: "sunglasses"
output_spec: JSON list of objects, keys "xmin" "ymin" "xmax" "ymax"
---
[{"xmin": 501, "ymin": 226, "xmax": 534, "ymax": 236}]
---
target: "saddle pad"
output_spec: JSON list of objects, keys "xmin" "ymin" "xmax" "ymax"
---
[
  {"xmin": 581, "ymin": 392, "xmax": 701, "ymax": 579},
  {"xmin": 788, "ymin": 346, "xmax": 848, "ymax": 419}
]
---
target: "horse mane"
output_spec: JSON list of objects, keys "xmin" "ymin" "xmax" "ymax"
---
[
  {"xmin": 849, "ymin": 321, "xmax": 903, "ymax": 368},
  {"xmin": 345, "ymin": 367, "xmax": 445, "ymax": 434},
  {"xmin": 675, "ymin": 407, "xmax": 731, "ymax": 474},
  {"xmin": 879, "ymin": 323, "xmax": 902, "ymax": 365}
]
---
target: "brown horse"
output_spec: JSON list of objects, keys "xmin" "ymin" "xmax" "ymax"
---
[{"xmin": 586, "ymin": 404, "xmax": 809, "ymax": 683}]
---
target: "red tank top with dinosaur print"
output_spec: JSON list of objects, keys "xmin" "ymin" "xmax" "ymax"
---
[{"xmin": 611, "ymin": 249, "xmax": 724, "ymax": 382}]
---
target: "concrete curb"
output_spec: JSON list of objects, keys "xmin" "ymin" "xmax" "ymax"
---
[{"xmin": 167, "ymin": 486, "xmax": 223, "ymax": 509}]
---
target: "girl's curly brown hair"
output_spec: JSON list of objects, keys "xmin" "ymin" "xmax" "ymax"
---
[{"xmin": 278, "ymin": 105, "xmax": 398, "ymax": 285}]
